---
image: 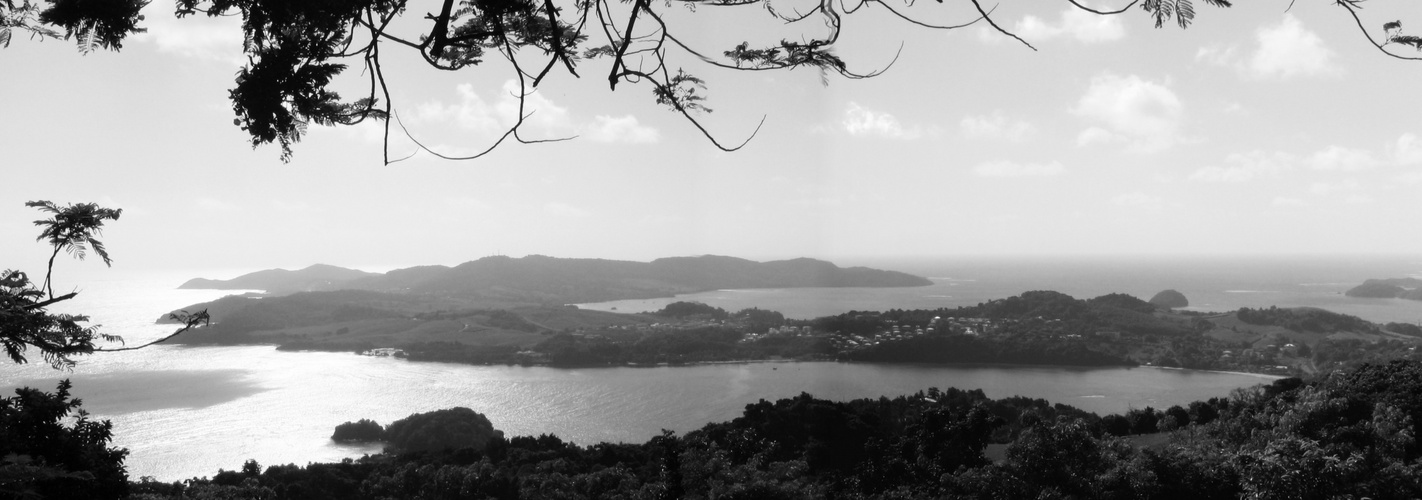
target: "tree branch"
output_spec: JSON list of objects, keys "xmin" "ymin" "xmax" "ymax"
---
[
  {"xmin": 1335, "ymin": 0, "xmax": 1422, "ymax": 61},
  {"xmin": 1066, "ymin": 0, "xmax": 1139, "ymax": 15}
]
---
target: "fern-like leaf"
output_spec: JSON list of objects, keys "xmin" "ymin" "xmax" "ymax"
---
[
  {"xmin": 75, "ymin": 19, "xmax": 96, "ymax": 54},
  {"xmin": 1176, "ymin": 0, "xmax": 1195, "ymax": 29}
]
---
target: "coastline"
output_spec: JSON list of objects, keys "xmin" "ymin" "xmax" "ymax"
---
[{"xmin": 1144, "ymin": 364, "xmax": 1286, "ymax": 380}]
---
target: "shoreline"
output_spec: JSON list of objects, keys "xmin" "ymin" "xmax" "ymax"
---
[
  {"xmin": 269, "ymin": 344, "xmax": 1274, "ymax": 376},
  {"xmin": 1143, "ymin": 364, "xmax": 1286, "ymax": 380}
]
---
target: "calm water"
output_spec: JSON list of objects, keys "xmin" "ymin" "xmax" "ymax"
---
[
  {"xmin": 5, "ymin": 257, "xmax": 1420, "ymax": 481},
  {"xmin": 2, "ymin": 345, "xmax": 1274, "ymax": 481}
]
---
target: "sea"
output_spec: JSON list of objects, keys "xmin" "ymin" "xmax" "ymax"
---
[{"xmin": 2, "ymin": 255, "xmax": 1420, "ymax": 481}]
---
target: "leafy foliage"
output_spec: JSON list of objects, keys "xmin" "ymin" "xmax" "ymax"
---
[
  {"xmin": 2, "ymin": 0, "xmax": 1248, "ymax": 161},
  {"xmin": 0, "ymin": 0, "xmax": 144, "ymax": 52},
  {"xmin": 384, "ymin": 407, "xmax": 505, "ymax": 453},
  {"xmin": 0, "ymin": 380, "xmax": 129, "ymax": 499},
  {"xmin": 331, "ymin": 419, "xmax": 386, "ymax": 443}
]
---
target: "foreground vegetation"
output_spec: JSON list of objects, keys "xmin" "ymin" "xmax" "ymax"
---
[{"xmin": 0, "ymin": 357, "xmax": 1370, "ymax": 499}]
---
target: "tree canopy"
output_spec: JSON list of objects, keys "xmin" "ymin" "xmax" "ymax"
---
[{"xmin": 4, "ymin": 0, "xmax": 1420, "ymax": 163}]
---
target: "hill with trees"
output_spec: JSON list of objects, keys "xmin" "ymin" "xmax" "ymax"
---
[{"xmin": 178, "ymin": 264, "xmax": 380, "ymax": 294}]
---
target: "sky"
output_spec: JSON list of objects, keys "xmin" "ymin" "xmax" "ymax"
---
[{"xmin": 3, "ymin": 0, "xmax": 1421, "ymax": 277}]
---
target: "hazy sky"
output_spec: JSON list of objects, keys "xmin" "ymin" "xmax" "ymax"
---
[{"xmin": 3, "ymin": 0, "xmax": 1420, "ymax": 275}]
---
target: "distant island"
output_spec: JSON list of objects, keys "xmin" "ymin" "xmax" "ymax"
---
[
  {"xmin": 177, "ymin": 255, "xmax": 932, "ymax": 297},
  {"xmin": 1345, "ymin": 278, "xmax": 1422, "ymax": 301}
]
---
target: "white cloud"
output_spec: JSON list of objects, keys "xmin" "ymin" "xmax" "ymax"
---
[
  {"xmin": 133, "ymin": 4, "xmax": 243, "ymax": 62},
  {"xmin": 1249, "ymin": 15, "xmax": 1339, "ymax": 79},
  {"xmin": 842, "ymin": 102, "xmax": 921, "ymax": 139},
  {"xmin": 412, "ymin": 82, "xmax": 642, "ymax": 143},
  {"xmin": 1392, "ymin": 133, "xmax": 1422, "ymax": 165},
  {"xmin": 545, "ymin": 202, "xmax": 591, "ymax": 218},
  {"xmin": 494, "ymin": 80, "xmax": 572, "ymax": 136},
  {"xmin": 413, "ymin": 84, "xmax": 500, "ymax": 132},
  {"xmin": 1195, "ymin": 44, "xmax": 1240, "ymax": 67},
  {"xmin": 1308, "ymin": 146, "xmax": 1381, "ymax": 172},
  {"xmin": 1074, "ymin": 74, "xmax": 1183, "ymax": 153},
  {"xmin": 1189, "ymin": 151, "xmax": 1293, "ymax": 182},
  {"xmin": 1075, "ymin": 127, "xmax": 1120, "ymax": 147},
  {"xmin": 961, "ymin": 112, "xmax": 1033, "ymax": 141},
  {"xmin": 1014, "ymin": 7, "xmax": 1126, "ymax": 43},
  {"xmin": 584, "ymin": 115, "xmax": 660, "ymax": 144},
  {"xmin": 973, "ymin": 161, "xmax": 1065, "ymax": 178},
  {"xmin": 1272, "ymin": 197, "xmax": 1307, "ymax": 207}
]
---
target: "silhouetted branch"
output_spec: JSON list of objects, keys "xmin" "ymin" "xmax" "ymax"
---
[
  {"xmin": 1335, "ymin": 0, "xmax": 1422, "ymax": 61},
  {"xmin": 970, "ymin": 0, "xmax": 1036, "ymax": 50},
  {"xmin": 94, "ymin": 310, "xmax": 211, "ymax": 352},
  {"xmin": 1066, "ymin": 0, "xmax": 1139, "ymax": 15}
]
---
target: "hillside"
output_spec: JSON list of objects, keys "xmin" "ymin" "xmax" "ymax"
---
[
  {"xmin": 163, "ymin": 283, "xmax": 1421, "ymax": 372},
  {"xmin": 178, "ymin": 264, "xmax": 380, "ymax": 293}
]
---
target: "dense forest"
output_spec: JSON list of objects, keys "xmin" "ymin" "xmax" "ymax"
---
[{"xmin": 5, "ymin": 357, "xmax": 1403, "ymax": 499}]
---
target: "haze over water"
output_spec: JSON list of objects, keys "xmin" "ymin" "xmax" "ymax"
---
[{"xmin": 3, "ymin": 255, "xmax": 1419, "ymax": 481}]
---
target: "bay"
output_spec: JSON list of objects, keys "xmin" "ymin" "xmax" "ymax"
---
[
  {"xmin": 9, "ymin": 256, "xmax": 1421, "ymax": 481},
  {"xmin": 3, "ymin": 345, "xmax": 1274, "ymax": 481}
]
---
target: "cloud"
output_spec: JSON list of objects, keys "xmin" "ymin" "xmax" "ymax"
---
[
  {"xmin": 1393, "ymin": 133, "xmax": 1422, "ymax": 165},
  {"xmin": 1272, "ymin": 197, "xmax": 1307, "ymax": 207},
  {"xmin": 545, "ymin": 202, "xmax": 592, "ymax": 218},
  {"xmin": 1073, "ymin": 74, "xmax": 1183, "ymax": 153},
  {"xmin": 1189, "ymin": 151, "xmax": 1293, "ymax": 182},
  {"xmin": 1075, "ymin": 127, "xmax": 1120, "ymax": 147},
  {"xmin": 1014, "ymin": 7, "xmax": 1126, "ymax": 43},
  {"xmin": 973, "ymin": 161, "xmax": 1065, "ymax": 178},
  {"xmin": 842, "ymin": 102, "xmax": 921, "ymax": 139},
  {"xmin": 411, "ymin": 81, "xmax": 572, "ymax": 136},
  {"xmin": 413, "ymin": 84, "xmax": 500, "ymax": 132},
  {"xmin": 133, "ymin": 3, "xmax": 244, "ymax": 62},
  {"xmin": 961, "ymin": 112, "xmax": 1033, "ymax": 142},
  {"xmin": 493, "ymin": 80, "xmax": 572, "ymax": 135},
  {"xmin": 1195, "ymin": 44, "xmax": 1240, "ymax": 67},
  {"xmin": 584, "ymin": 115, "xmax": 660, "ymax": 144},
  {"xmin": 1308, "ymin": 146, "xmax": 1382, "ymax": 172},
  {"xmin": 411, "ymin": 82, "xmax": 659, "ymax": 144},
  {"xmin": 1249, "ymin": 15, "xmax": 1340, "ymax": 79},
  {"xmin": 1196, "ymin": 16, "xmax": 1339, "ymax": 79}
]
